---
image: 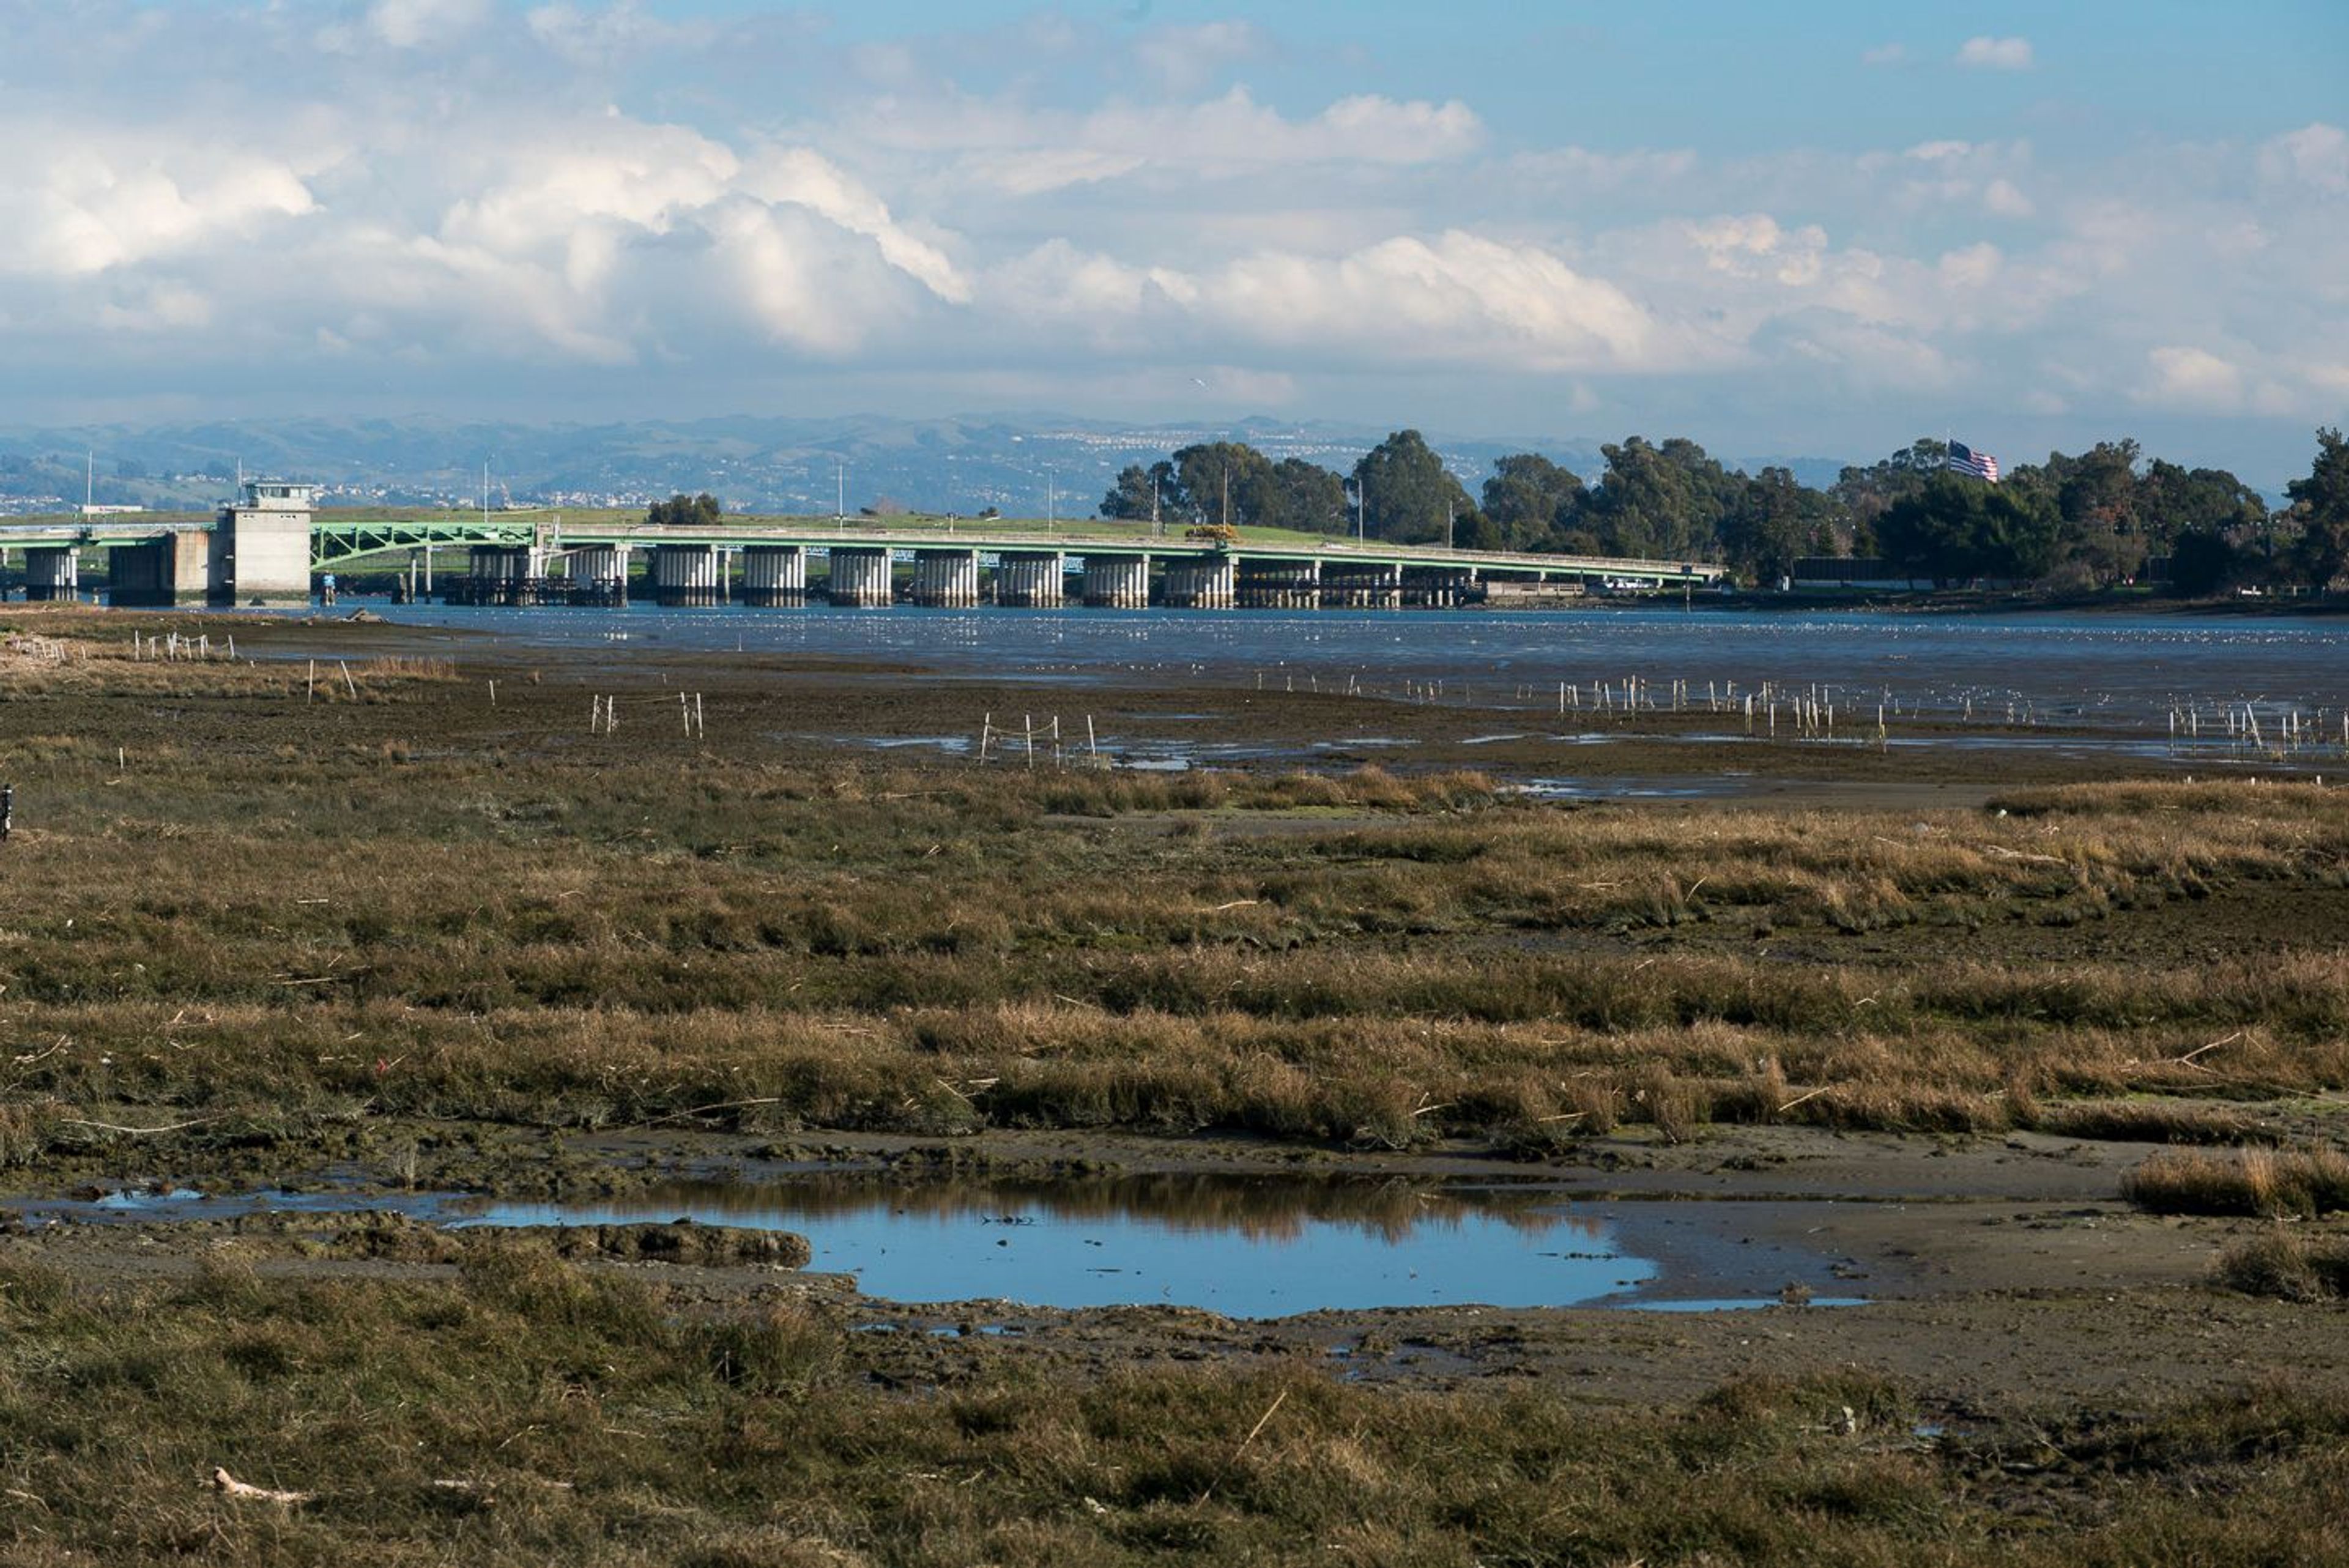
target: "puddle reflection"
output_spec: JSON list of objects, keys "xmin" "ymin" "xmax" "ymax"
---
[
  {"xmin": 459, "ymin": 1173, "xmax": 1642, "ymax": 1317},
  {"xmin": 12, "ymin": 1174, "xmax": 1878, "ymax": 1320}
]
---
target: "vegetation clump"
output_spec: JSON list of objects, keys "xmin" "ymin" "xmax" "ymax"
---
[
  {"xmin": 2123, "ymin": 1147, "xmax": 2349, "ymax": 1217},
  {"xmin": 2215, "ymin": 1231, "xmax": 2349, "ymax": 1301}
]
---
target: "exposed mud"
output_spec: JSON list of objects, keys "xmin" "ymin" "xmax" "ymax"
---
[{"xmin": 9, "ymin": 1119, "xmax": 2345, "ymax": 1417}]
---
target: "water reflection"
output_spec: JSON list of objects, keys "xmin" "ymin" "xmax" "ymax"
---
[
  {"xmin": 459, "ymin": 1173, "xmax": 1637, "ymax": 1316},
  {"xmin": 12, "ymin": 1175, "xmax": 1881, "ymax": 1318},
  {"xmin": 472, "ymin": 1171, "xmax": 1600, "ymax": 1244}
]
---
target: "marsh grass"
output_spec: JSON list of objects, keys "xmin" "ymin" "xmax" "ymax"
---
[
  {"xmin": 0, "ymin": 1245, "xmax": 2343, "ymax": 1566},
  {"xmin": 2214, "ymin": 1230, "xmax": 2349, "ymax": 1300},
  {"xmin": 3, "ymin": 623, "xmax": 2348, "ymax": 1152},
  {"xmin": 2123, "ymin": 1147, "xmax": 2349, "ymax": 1216},
  {"xmin": 2031, "ymin": 1100, "xmax": 2272, "ymax": 1145}
]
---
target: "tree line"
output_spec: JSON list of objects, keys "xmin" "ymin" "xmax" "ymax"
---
[{"xmin": 1100, "ymin": 427, "xmax": 2349, "ymax": 593}]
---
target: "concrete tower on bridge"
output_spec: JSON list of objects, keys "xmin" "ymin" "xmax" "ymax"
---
[{"xmin": 212, "ymin": 480, "xmax": 315, "ymax": 605}]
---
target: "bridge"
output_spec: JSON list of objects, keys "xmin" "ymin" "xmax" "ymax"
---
[{"xmin": 1, "ymin": 491, "xmax": 1729, "ymax": 610}]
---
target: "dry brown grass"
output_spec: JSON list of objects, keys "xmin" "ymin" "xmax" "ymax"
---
[
  {"xmin": 2214, "ymin": 1229, "xmax": 2349, "ymax": 1299},
  {"xmin": 4, "ymin": 624, "xmax": 2348, "ymax": 1151},
  {"xmin": 2123, "ymin": 1146, "xmax": 2349, "ymax": 1216},
  {"xmin": 0, "ymin": 1243, "xmax": 2343, "ymax": 1566}
]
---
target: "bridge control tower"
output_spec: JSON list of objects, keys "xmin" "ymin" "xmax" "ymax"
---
[{"xmin": 212, "ymin": 480, "xmax": 316, "ymax": 605}]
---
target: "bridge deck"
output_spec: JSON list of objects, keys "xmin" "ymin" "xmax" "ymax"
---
[{"xmin": 1, "ymin": 517, "xmax": 1728, "ymax": 586}]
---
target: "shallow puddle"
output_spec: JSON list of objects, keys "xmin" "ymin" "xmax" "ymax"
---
[
  {"xmin": 13, "ymin": 1173, "xmax": 1871, "ymax": 1319},
  {"xmin": 464, "ymin": 1176, "xmax": 1655, "ymax": 1317}
]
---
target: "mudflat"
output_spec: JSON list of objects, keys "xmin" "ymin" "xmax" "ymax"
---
[{"xmin": 1, "ymin": 602, "xmax": 2343, "ymax": 1566}]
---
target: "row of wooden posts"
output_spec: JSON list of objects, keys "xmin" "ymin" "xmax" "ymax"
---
[
  {"xmin": 977, "ymin": 713, "xmax": 1101, "ymax": 769},
  {"xmin": 589, "ymin": 693, "xmax": 707, "ymax": 738},
  {"xmin": 130, "ymin": 631, "xmax": 231, "ymax": 661}
]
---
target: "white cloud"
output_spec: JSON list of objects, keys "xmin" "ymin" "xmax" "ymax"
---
[
  {"xmin": 1982, "ymin": 177, "xmax": 2034, "ymax": 217},
  {"xmin": 1200, "ymin": 232, "xmax": 1687, "ymax": 373},
  {"xmin": 97, "ymin": 281, "xmax": 213, "ymax": 334},
  {"xmin": 366, "ymin": 0, "xmax": 491, "ymax": 50},
  {"xmin": 1955, "ymin": 36, "xmax": 2033, "ymax": 70},
  {"xmin": 0, "ymin": 127, "xmax": 316, "ymax": 278},
  {"xmin": 988, "ymin": 230, "xmax": 1712, "ymax": 376},
  {"xmin": 1861, "ymin": 43, "xmax": 1909, "ymax": 67},
  {"xmin": 2260, "ymin": 123, "xmax": 2349, "ymax": 194},
  {"xmin": 1134, "ymin": 21, "xmax": 1267, "ymax": 94},
  {"xmin": 739, "ymin": 147, "xmax": 971, "ymax": 305},
  {"xmin": 1937, "ymin": 242, "xmax": 2003, "ymax": 289},
  {"xmin": 525, "ymin": 1, "xmax": 710, "ymax": 64},
  {"xmin": 1511, "ymin": 146, "xmax": 1699, "ymax": 192},
  {"xmin": 0, "ymin": 0, "xmax": 2337, "ymax": 462},
  {"xmin": 2143, "ymin": 345, "xmax": 2246, "ymax": 409},
  {"xmin": 861, "ymin": 87, "xmax": 1483, "ymax": 189}
]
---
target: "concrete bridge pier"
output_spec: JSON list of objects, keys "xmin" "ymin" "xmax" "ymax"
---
[
  {"xmin": 569, "ymin": 544, "xmax": 629, "ymax": 606},
  {"xmin": 23, "ymin": 546, "xmax": 78, "ymax": 602},
  {"xmin": 1239, "ymin": 559, "xmax": 1319, "ymax": 608},
  {"xmin": 1404, "ymin": 566, "xmax": 1478, "ymax": 608},
  {"xmin": 741, "ymin": 545, "xmax": 806, "ymax": 607},
  {"xmin": 1162, "ymin": 554, "xmax": 1238, "ymax": 609},
  {"xmin": 108, "ymin": 533, "xmax": 209, "ymax": 606},
  {"xmin": 1082, "ymin": 555, "xmax": 1149, "ymax": 608},
  {"xmin": 828, "ymin": 546, "xmax": 894, "ymax": 606},
  {"xmin": 908, "ymin": 548, "xmax": 981, "ymax": 608},
  {"xmin": 1321, "ymin": 562, "xmax": 1403, "ymax": 609},
  {"xmin": 467, "ymin": 545, "xmax": 542, "ymax": 606},
  {"xmin": 650, "ymin": 544, "xmax": 721, "ymax": 607},
  {"xmin": 995, "ymin": 551, "xmax": 1066, "ymax": 607}
]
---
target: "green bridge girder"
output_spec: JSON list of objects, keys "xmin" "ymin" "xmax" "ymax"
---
[
  {"xmin": 309, "ymin": 517, "xmax": 540, "ymax": 570},
  {"xmin": 307, "ymin": 520, "xmax": 1729, "ymax": 586}
]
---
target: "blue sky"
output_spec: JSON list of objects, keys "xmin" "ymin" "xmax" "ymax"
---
[{"xmin": 2, "ymin": 0, "xmax": 2343, "ymax": 480}]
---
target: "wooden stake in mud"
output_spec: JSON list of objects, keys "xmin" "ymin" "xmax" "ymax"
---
[
  {"xmin": 306, "ymin": 660, "xmax": 316, "ymax": 703},
  {"xmin": 341, "ymin": 661, "xmax": 358, "ymax": 700}
]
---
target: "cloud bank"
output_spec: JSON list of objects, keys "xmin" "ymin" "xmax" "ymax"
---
[{"xmin": 0, "ymin": 1, "xmax": 2339, "ymax": 475}]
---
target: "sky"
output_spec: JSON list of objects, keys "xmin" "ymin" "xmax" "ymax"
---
[{"xmin": 1, "ymin": 0, "xmax": 2345, "ymax": 482}]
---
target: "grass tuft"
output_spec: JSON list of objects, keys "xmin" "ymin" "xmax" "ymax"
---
[{"xmin": 2122, "ymin": 1146, "xmax": 2349, "ymax": 1217}]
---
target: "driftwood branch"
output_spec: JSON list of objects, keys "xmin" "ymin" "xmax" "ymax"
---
[
  {"xmin": 635, "ymin": 1096, "xmax": 784, "ymax": 1129},
  {"xmin": 1193, "ymin": 1388, "xmax": 1290, "ymax": 1507},
  {"xmin": 2173, "ymin": 1031, "xmax": 2243, "ymax": 1067},
  {"xmin": 211, "ymin": 1468, "xmax": 310, "ymax": 1506},
  {"xmin": 60, "ymin": 1116, "xmax": 221, "ymax": 1136}
]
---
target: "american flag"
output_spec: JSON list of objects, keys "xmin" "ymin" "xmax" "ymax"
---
[{"xmin": 1946, "ymin": 440, "xmax": 2000, "ymax": 483}]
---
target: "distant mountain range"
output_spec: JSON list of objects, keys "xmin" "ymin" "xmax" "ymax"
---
[{"xmin": 0, "ymin": 414, "xmax": 1852, "ymax": 517}]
